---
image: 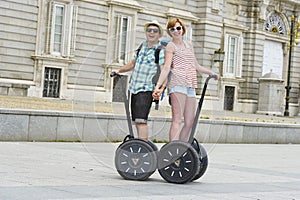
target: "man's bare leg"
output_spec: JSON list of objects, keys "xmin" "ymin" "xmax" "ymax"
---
[{"xmin": 136, "ymin": 123, "xmax": 148, "ymax": 141}]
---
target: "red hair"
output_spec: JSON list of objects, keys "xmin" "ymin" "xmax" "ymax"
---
[{"xmin": 166, "ymin": 18, "xmax": 186, "ymax": 36}]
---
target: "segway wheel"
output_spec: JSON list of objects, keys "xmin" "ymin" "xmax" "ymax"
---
[
  {"xmin": 147, "ymin": 140, "xmax": 158, "ymax": 151},
  {"xmin": 191, "ymin": 139, "xmax": 208, "ymax": 181},
  {"xmin": 158, "ymin": 141, "xmax": 200, "ymax": 184},
  {"xmin": 115, "ymin": 139, "xmax": 157, "ymax": 181}
]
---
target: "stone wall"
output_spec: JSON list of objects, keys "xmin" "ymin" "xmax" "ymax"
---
[{"xmin": 1, "ymin": 109, "xmax": 299, "ymax": 144}]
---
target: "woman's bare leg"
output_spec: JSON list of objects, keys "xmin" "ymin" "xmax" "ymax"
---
[
  {"xmin": 179, "ymin": 96, "xmax": 196, "ymax": 142},
  {"xmin": 169, "ymin": 92, "xmax": 186, "ymax": 141}
]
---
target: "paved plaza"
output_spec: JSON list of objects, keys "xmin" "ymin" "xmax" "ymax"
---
[{"xmin": 0, "ymin": 142, "xmax": 299, "ymax": 200}]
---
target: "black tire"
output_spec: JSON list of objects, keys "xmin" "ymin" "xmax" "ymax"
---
[
  {"xmin": 158, "ymin": 141, "xmax": 200, "ymax": 184},
  {"xmin": 115, "ymin": 139, "xmax": 157, "ymax": 181},
  {"xmin": 197, "ymin": 144, "xmax": 208, "ymax": 179},
  {"xmin": 191, "ymin": 140, "xmax": 208, "ymax": 181},
  {"xmin": 147, "ymin": 140, "xmax": 158, "ymax": 151}
]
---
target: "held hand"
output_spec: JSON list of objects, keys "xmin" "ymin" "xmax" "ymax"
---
[
  {"xmin": 152, "ymin": 92, "xmax": 160, "ymax": 100},
  {"xmin": 152, "ymin": 90, "xmax": 161, "ymax": 100},
  {"xmin": 152, "ymin": 87, "xmax": 164, "ymax": 100}
]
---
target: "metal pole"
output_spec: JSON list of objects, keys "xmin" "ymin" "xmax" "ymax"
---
[{"xmin": 284, "ymin": 15, "xmax": 295, "ymax": 117}]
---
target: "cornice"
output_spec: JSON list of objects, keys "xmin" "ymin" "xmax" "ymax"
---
[
  {"xmin": 166, "ymin": 8, "xmax": 199, "ymax": 22},
  {"xmin": 106, "ymin": 0, "xmax": 144, "ymax": 10},
  {"xmin": 31, "ymin": 55, "xmax": 76, "ymax": 63}
]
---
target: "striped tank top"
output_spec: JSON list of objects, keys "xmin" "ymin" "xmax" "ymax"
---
[{"xmin": 168, "ymin": 41, "xmax": 198, "ymax": 89}]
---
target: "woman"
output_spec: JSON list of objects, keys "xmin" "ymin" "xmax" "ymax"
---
[{"xmin": 153, "ymin": 18, "xmax": 218, "ymax": 142}]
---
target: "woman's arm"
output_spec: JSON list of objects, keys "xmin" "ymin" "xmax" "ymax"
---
[
  {"xmin": 195, "ymin": 62, "xmax": 214, "ymax": 75},
  {"xmin": 152, "ymin": 43, "xmax": 174, "ymax": 99},
  {"xmin": 155, "ymin": 43, "xmax": 174, "ymax": 89}
]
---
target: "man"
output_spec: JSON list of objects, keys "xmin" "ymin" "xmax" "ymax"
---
[{"xmin": 113, "ymin": 20, "xmax": 166, "ymax": 141}]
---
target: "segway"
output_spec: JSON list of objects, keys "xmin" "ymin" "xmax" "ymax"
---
[
  {"xmin": 157, "ymin": 74, "xmax": 217, "ymax": 184},
  {"xmin": 110, "ymin": 72, "xmax": 158, "ymax": 181}
]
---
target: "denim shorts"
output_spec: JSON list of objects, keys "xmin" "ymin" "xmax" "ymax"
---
[{"xmin": 169, "ymin": 85, "xmax": 196, "ymax": 98}]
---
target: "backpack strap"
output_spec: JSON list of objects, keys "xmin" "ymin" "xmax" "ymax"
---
[
  {"xmin": 135, "ymin": 42, "xmax": 143, "ymax": 58},
  {"xmin": 152, "ymin": 41, "xmax": 168, "ymax": 84},
  {"xmin": 154, "ymin": 46, "xmax": 162, "ymax": 64},
  {"xmin": 154, "ymin": 41, "xmax": 168, "ymax": 64}
]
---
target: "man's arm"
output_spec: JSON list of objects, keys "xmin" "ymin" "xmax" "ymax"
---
[{"xmin": 115, "ymin": 59, "xmax": 135, "ymax": 73}]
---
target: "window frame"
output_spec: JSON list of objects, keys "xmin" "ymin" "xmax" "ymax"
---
[
  {"xmin": 106, "ymin": 4, "xmax": 138, "ymax": 65},
  {"xmin": 227, "ymin": 35, "xmax": 237, "ymax": 74},
  {"xmin": 114, "ymin": 14, "xmax": 132, "ymax": 64},
  {"xmin": 223, "ymin": 33, "xmax": 243, "ymax": 78},
  {"xmin": 50, "ymin": 3, "xmax": 66, "ymax": 56},
  {"xmin": 42, "ymin": 66, "xmax": 63, "ymax": 98},
  {"xmin": 183, "ymin": 24, "xmax": 193, "ymax": 42},
  {"xmin": 48, "ymin": 1, "xmax": 77, "ymax": 57}
]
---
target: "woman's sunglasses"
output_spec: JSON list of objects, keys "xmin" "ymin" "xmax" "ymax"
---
[
  {"xmin": 146, "ymin": 28, "xmax": 160, "ymax": 33},
  {"xmin": 169, "ymin": 26, "xmax": 182, "ymax": 32}
]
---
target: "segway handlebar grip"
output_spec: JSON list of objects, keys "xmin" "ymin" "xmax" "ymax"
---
[
  {"xmin": 205, "ymin": 74, "xmax": 218, "ymax": 85},
  {"xmin": 110, "ymin": 71, "xmax": 121, "ymax": 78},
  {"xmin": 208, "ymin": 74, "xmax": 218, "ymax": 80}
]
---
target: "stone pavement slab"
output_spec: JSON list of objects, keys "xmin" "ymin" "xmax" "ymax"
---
[{"xmin": 0, "ymin": 142, "xmax": 300, "ymax": 200}]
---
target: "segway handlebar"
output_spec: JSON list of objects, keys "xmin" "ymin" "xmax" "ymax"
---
[
  {"xmin": 110, "ymin": 71, "xmax": 135, "ymax": 137},
  {"xmin": 188, "ymin": 73, "xmax": 218, "ymax": 144}
]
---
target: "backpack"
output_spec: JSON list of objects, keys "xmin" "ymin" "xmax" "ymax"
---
[{"xmin": 135, "ymin": 40, "xmax": 169, "ymax": 84}]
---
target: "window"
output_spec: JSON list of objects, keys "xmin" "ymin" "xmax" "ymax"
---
[
  {"xmin": 114, "ymin": 15, "xmax": 132, "ymax": 63},
  {"xmin": 227, "ymin": 36, "xmax": 237, "ymax": 74},
  {"xmin": 224, "ymin": 34, "xmax": 243, "ymax": 78},
  {"xmin": 48, "ymin": 1, "xmax": 77, "ymax": 57},
  {"xmin": 52, "ymin": 5, "xmax": 64, "ymax": 54},
  {"xmin": 224, "ymin": 86, "xmax": 235, "ymax": 111},
  {"xmin": 183, "ymin": 24, "xmax": 192, "ymax": 42},
  {"xmin": 43, "ymin": 67, "xmax": 61, "ymax": 98}
]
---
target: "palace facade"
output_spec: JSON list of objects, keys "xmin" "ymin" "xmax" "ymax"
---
[{"xmin": 1, "ymin": 0, "xmax": 300, "ymax": 116}]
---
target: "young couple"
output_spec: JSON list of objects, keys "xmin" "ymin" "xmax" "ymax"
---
[{"xmin": 113, "ymin": 18, "xmax": 218, "ymax": 143}]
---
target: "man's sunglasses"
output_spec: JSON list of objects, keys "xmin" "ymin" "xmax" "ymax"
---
[
  {"xmin": 146, "ymin": 28, "xmax": 160, "ymax": 33},
  {"xmin": 169, "ymin": 26, "xmax": 182, "ymax": 32}
]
